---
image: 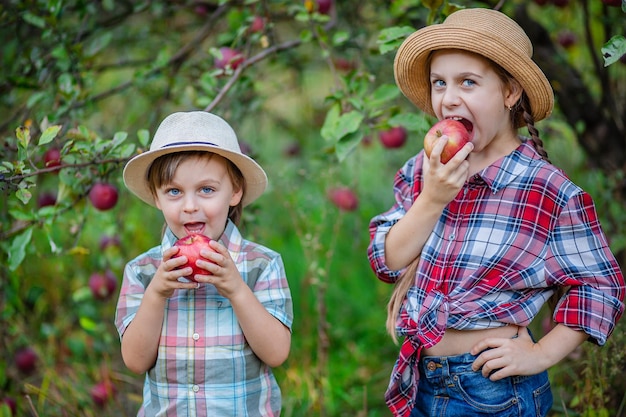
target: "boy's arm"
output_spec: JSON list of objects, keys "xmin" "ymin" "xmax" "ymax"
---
[
  {"xmin": 196, "ymin": 241, "xmax": 291, "ymax": 367},
  {"xmin": 121, "ymin": 246, "xmax": 198, "ymax": 374}
]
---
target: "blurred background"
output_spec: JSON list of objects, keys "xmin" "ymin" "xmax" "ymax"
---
[{"xmin": 1, "ymin": 0, "xmax": 625, "ymax": 416}]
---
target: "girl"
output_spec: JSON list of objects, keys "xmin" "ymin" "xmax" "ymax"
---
[
  {"xmin": 367, "ymin": 8, "xmax": 625, "ymax": 417},
  {"xmin": 115, "ymin": 111, "xmax": 293, "ymax": 416}
]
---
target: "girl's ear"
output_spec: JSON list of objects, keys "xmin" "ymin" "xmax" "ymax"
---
[{"xmin": 505, "ymin": 79, "xmax": 523, "ymax": 109}]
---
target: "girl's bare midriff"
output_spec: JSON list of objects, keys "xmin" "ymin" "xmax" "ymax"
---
[{"xmin": 422, "ymin": 325, "xmax": 520, "ymax": 357}]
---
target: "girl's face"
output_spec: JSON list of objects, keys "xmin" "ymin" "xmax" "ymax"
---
[
  {"xmin": 429, "ymin": 49, "xmax": 522, "ymax": 159},
  {"xmin": 154, "ymin": 154, "xmax": 243, "ymax": 240}
]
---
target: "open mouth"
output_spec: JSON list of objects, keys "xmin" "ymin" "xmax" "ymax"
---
[
  {"xmin": 446, "ymin": 117, "xmax": 474, "ymax": 139},
  {"xmin": 184, "ymin": 222, "xmax": 205, "ymax": 235}
]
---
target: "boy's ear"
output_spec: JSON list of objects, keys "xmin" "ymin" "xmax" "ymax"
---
[{"xmin": 230, "ymin": 187, "xmax": 243, "ymax": 207}]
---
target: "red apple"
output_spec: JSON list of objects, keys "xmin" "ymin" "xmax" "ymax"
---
[
  {"xmin": 315, "ymin": 0, "xmax": 333, "ymax": 14},
  {"xmin": 90, "ymin": 380, "xmax": 116, "ymax": 407},
  {"xmin": 379, "ymin": 126, "xmax": 407, "ymax": 149},
  {"xmin": 249, "ymin": 16, "xmax": 265, "ymax": 33},
  {"xmin": 89, "ymin": 270, "xmax": 118, "ymax": 301},
  {"xmin": 44, "ymin": 148, "xmax": 62, "ymax": 168},
  {"xmin": 37, "ymin": 191, "xmax": 57, "ymax": 208},
  {"xmin": 423, "ymin": 119, "xmax": 471, "ymax": 164},
  {"xmin": 173, "ymin": 234, "xmax": 216, "ymax": 281},
  {"xmin": 214, "ymin": 47, "xmax": 244, "ymax": 70},
  {"xmin": 0, "ymin": 397, "xmax": 16, "ymax": 416},
  {"xmin": 15, "ymin": 347, "xmax": 38, "ymax": 374},
  {"xmin": 328, "ymin": 187, "xmax": 359, "ymax": 211},
  {"xmin": 557, "ymin": 31, "xmax": 576, "ymax": 48},
  {"xmin": 89, "ymin": 183, "xmax": 118, "ymax": 211}
]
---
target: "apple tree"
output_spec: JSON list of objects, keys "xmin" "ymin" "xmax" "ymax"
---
[{"xmin": 1, "ymin": 0, "xmax": 625, "ymax": 416}]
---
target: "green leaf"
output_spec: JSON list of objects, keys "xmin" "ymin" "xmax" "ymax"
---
[
  {"xmin": 377, "ymin": 26, "xmax": 415, "ymax": 54},
  {"xmin": 602, "ymin": 35, "xmax": 626, "ymax": 67},
  {"xmin": 22, "ymin": 12, "xmax": 46, "ymax": 28},
  {"xmin": 16, "ymin": 126, "xmax": 30, "ymax": 150},
  {"xmin": 321, "ymin": 106, "xmax": 364, "ymax": 143},
  {"xmin": 336, "ymin": 131, "xmax": 364, "ymax": 162},
  {"xmin": 366, "ymin": 84, "xmax": 401, "ymax": 109},
  {"xmin": 79, "ymin": 316, "xmax": 98, "ymax": 332},
  {"xmin": 15, "ymin": 188, "xmax": 32, "ymax": 204},
  {"xmin": 38, "ymin": 125, "xmax": 62, "ymax": 146},
  {"xmin": 137, "ymin": 129, "xmax": 150, "ymax": 147},
  {"xmin": 8, "ymin": 227, "xmax": 33, "ymax": 271},
  {"xmin": 389, "ymin": 113, "xmax": 431, "ymax": 132}
]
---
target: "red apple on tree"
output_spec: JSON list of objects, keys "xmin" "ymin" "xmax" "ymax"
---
[
  {"xmin": 379, "ymin": 126, "xmax": 407, "ymax": 149},
  {"xmin": 0, "ymin": 397, "xmax": 16, "ymax": 416},
  {"xmin": 14, "ymin": 347, "xmax": 38, "ymax": 374},
  {"xmin": 43, "ymin": 148, "xmax": 62, "ymax": 170},
  {"xmin": 173, "ymin": 234, "xmax": 217, "ymax": 281},
  {"xmin": 90, "ymin": 380, "xmax": 116, "ymax": 407},
  {"xmin": 423, "ymin": 119, "xmax": 471, "ymax": 164},
  {"xmin": 249, "ymin": 16, "xmax": 265, "ymax": 33},
  {"xmin": 89, "ymin": 270, "xmax": 118, "ymax": 301},
  {"xmin": 328, "ymin": 187, "xmax": 359, "ymax": 211},
  {"xmin": 89, "ymin": 182, "xmax": 119, "ymax": 211},
  {"xmin": 214, "ymin": 47, "xmax": 244, "ymax": 70}
]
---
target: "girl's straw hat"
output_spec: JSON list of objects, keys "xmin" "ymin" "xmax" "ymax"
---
[
  {"xmin": 123, "ymin": 111, "xmax": 267, "ymax": 207},
  {"xmin": 394, "ymin": 8, "xmax": 554, "ymax": 124}
]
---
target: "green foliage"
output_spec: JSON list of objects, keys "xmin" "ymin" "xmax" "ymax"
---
[{"xmin": 1, "ymin": 0, "xmax": 625, "ymax": 416}]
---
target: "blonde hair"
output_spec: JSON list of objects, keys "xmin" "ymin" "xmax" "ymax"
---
[
  {"xmin": 146, "ymin": 151, "xmax": 246, "ymax": 225},
  {"xmin": 386, "ymin": 256, "xmax": 420, "ymax": 344}
]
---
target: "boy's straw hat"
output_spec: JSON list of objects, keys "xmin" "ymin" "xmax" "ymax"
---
[
  {"xmin": 394, "ymin": 8, "xmax": 554, "ymax": 125},
  {"xmin": 123, "ymin": 111, "xmax": 267, "ymax": 207}
]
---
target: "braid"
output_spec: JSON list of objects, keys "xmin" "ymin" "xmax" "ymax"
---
[{"xmin": 519, "ymin": 94, "xmax": 551, "ymax": 164}]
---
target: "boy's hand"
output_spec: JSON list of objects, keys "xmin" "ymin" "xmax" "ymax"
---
[
  {"xmin": 194, "ymin": 240, "xmax": 245, "ymax": 298},
  {"xmin": 148, "ymin": 246, "xmax": 200, "ymax": 298}
]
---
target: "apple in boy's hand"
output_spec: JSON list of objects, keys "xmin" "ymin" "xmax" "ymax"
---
[
  {"xmin": 423, "ymin": 119, "xmax": 471, "ymax": 164},
  {"xmin": 173, "ymin": 234, "xmax": 216, "ymax": 281}
]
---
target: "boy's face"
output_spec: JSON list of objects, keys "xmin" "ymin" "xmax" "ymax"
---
[{"xmin": 154, "ymin": 154, "xmax": 243, "ymax": 240}]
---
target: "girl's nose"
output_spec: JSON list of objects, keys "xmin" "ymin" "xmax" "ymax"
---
[{"xmin": 442, "ymin": 87, "xmax": 461, "ymax": 108}]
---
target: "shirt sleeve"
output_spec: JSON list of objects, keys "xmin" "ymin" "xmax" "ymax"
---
[
  {"xmin": 114, "ymin": 249, "xmax": 161, "ymax": 339},
  {"xmin": 249, "ymin": 253, "xmax": 294, "ymax": 332},
  {"xmin": 368, "ymin": 153, "xmax": 423, "ymax": 283},
  {"xmin": 545, "ymin": 190, "xmax": 625, "ymax": 345}
]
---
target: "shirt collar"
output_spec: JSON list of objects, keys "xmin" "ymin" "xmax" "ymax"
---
[{"xmin": 475, "ymin": 140, "xmax": 542, "ymax": 194}]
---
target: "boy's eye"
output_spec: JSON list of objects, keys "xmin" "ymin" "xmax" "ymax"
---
[
  {"xmin": 166, "ymin": 188, "xmax": 181, "ymax": 196},
  {"xmin": 200, "ymin": 186, "xmax": 214, "ymax": 194}
]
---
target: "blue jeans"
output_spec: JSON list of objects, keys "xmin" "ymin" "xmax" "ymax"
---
[{"xmin": 409, "ymin": 352, "xmax": 553, "ymax": 417}]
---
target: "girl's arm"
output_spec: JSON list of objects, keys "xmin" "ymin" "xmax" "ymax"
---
[
  {"xmin": 120, "ymin": 247, "xmax": 198, "ymax": 374},
  {"xmin": 196, "ymin": 241, "xmax": 291, "ymax": 367},
  {"xmin": 385, "ymin": 139, "xmax": 472, "ymax": 270},
  {"xmin": 470, "ymin": 324, "xmax": 587, "ymax": 380}
]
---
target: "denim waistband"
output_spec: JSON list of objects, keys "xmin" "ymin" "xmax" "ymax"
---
[{"xmin": 419, "ymin": 352, "xmax": 478, "ymax": 378}]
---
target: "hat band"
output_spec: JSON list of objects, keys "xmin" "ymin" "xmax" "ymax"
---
[{"xmin": 162, "ymin": 141, "xmax": 218, "ymax": 148}]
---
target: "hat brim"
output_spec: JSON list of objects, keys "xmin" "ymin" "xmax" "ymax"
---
[
  {"xmin": 123, "ymin": 144, "xmax": 268, "ymax": 207},
  {"xmin": 394, "ymin": 25, "xmax": 554, "ymax": 124}
]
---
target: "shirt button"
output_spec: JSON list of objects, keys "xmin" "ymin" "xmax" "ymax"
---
[
  {"xmin": 193, "ymin": 333, "xmax": 200, "ymax": 341},
  {"xmin": 449, "ymin": 233, "xmax": 455, "ymax": 240},
  {"xmin": 192, "ymin": 385, "xmax": 200, "ymax": 392}
]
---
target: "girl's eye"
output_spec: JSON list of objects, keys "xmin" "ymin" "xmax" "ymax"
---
[
  {"xmin": 432, "ymin": 79, "xmax": 445, "ymax": 88},
  {"xmin": 166, "ymin": 188, "xmax": 181, "ymax": 196},
  {"xmin": 200, "ymin": 186, "xmax": 214, "ymax": 194},
  {"xmin": 462, "ymin": 79, "xmax": 476, "ymax": 87}
]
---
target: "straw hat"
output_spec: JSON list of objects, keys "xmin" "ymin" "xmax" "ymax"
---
[
  {"xmin": 394, "ymin": 8, "xmax": 554, "ymax": 125},
  {"xmin": 123, "ymin": 111, "xmax": 267, "ymax": 207}
]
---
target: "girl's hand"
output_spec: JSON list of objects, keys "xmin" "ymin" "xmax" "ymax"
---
[
  {"xmin": 470, "ymin": 327, "xmax": 549, "ymax": 381},
  {"xmin": 421, "ymin": 135, "xmax": 473, "ymax": 206},
  {"xmin": 149, "ymin": 246, "xmax": 200, "ymax": 298},
  {"xmin": 194, "ymin": 240, "xmax": 245, "ymax": 299}
]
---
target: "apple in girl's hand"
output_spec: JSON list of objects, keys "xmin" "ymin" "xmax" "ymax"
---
[
  {"xmin": 173, "ymin": 234, "xmax": 216, "ymax": 281},
  {"xmin": 423, "ymin": 119, "xmax": 471, "ymax": 164}
]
